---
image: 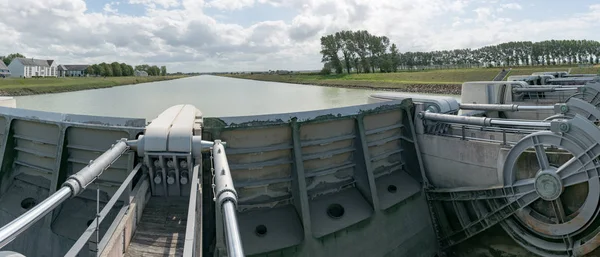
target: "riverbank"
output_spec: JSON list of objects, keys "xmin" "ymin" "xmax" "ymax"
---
[
  {"xmin": 220, "ymin": 66, "xmax": 599, "ymax": 95},
  {"xmin": 0, "ymin": 75, "xmax": 189, "ymax": 96}
]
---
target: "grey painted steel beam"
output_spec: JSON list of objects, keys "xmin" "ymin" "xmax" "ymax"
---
[
  {"xmin": 418, "ymin": 112, "xmax": 551, "ymax": 128},
  {"xmin": 0, "ymin": 140, "xmax": 129, "ymax": 249}
]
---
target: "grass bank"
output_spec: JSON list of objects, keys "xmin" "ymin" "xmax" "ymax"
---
[
  {"xmin": 221, "ymin": 66, "xmax": 599, "ymax": 95},
  {"xmin": 0, "ymin": 75, "xmax": 189, "ymax": 96}
]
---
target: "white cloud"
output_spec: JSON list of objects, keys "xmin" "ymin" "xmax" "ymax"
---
[
  {"xmin": 103, "ymin": 2, "xmax": 119, "ymax": 14},
  {"xmin": 128, "ymin": 0, "xmax": 180, "ymax": 8},
  {"xmin": 502, "ymin": 3, "xmax": 522, "ymax": 10},
  {"xmin": 206, "ymin": 0, "xmax": 255, "ymax": 10},
  {"xmin": 0, "ymin": 0, "xmax": 598, "ymax": 72},
  {"xmin": 498, "ymin": 3, "xmax": 522, "ymax": 12}
]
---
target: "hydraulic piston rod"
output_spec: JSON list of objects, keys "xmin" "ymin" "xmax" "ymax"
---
[
  {"xmin": 418, "ymin": 112, "xmax": 552, "ymax": 128},
  {"xmin": 0, "ymin": 140, "xmax": 129, "ymax": 248},
  {"xmin": 513, "ymin": 87, "xmax": 578, "ymax": 93},
  {"xmin": 459, "ymin": 103, "xmax": 555, "ymax": 112},
  {"xmin": 212, "ymin": 140, "xmax": 244, "ymax": 257}
]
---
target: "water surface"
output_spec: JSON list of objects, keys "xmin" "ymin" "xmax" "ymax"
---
[{"xmin": 15, "ymin": 75, "xmax": 458, "ymax": 120}]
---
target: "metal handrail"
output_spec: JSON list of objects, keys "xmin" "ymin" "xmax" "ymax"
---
[
  {"xmin": 0, "ymin": 140, "xmax": 130, "ymax": 249},
  {"xmin": 64, "ymin": 163, "xmax": 144, "ymax": 256},
  {"xmin": 212, "ymin": 140, "xmax": 244, "ymax": 257},
  {"xmin": 182, "ymin": 164, "xmax": 202, "ymax": 257}
]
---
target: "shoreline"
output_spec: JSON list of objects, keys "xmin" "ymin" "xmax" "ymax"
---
[
  {"xmin": 0, "ymin": 75, "xmax": 190, "ymax": 96},
  {"xmin": 220, "ymin": 75, "xmax": 462, "ymax": 95}
]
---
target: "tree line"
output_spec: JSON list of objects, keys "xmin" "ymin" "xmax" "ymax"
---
[
  {"xmin": 86, "ymin": 63, "xmax": 167, "ymax": 76},
  {"xmin": 1, "ymin": 53, "xmax": 168, "ymax": 77},
  {"xmin": 320, "ymin": 30, "xmax": 600, "ymax": 74},
  {"xmin": 1, "ymin": 53, "xmax": 25, "ymax": 66}
]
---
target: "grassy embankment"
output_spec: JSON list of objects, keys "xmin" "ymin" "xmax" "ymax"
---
[
  {"xmin": 221, "ymin": 66, "xmax": 600, "ymax": 95},
  {"xmin": 0, "ymin": 75, "xmax": 189, "ymax": 96}
]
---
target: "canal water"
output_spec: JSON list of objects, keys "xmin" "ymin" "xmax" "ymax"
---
[{"xmin": 14, "ymin": 75, "xmax": 459, "ymax": 120}]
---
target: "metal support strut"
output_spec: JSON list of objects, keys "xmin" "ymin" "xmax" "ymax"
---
[
  {"xmin": 418, "ymin": 111, "xmax": 552, "ymax": 128},
  {"xmin": 0, "ymin": 139, "xmax": 129, "ymax": 249},
  {"xmin": 459, "ymin": 103, "xmax": 555, "ymax": 112},
  {"xmin": 212, "ymin": 140, "xmax": 244, "ymax": 257}
]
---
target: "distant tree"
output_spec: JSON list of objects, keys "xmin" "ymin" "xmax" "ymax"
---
[
  {"xmin": 101, "ymin": 62, "xmax": 113, "ymax": 76},
  {"xmin": 160, "ymin": 66, "xmax": 167, "ymax": 76},
  {"xmin": 2, "ymin": 53, "xmax": 25, "ymax": 66},
  {"xmin": 111, "ymin": 62, "xmax": 122, "ymax": 76},
  {"xmin": 135, "ymin": 64, "xmax": 150, "ymax": 72},
  {"xmin": 94, "ymin": 64, "xmax": 104, "ymax": 76},
  {"xmin": 127, "ymin": 65, "xmax": 134, "ymax": 76},
  {"xmin": 390, "ymin": 43, "xmax": 400, "ymax": 72},
  {"xmin": 119, "ymin": 63, "xmax": 129, "ymax": 76},
  {"xmin": 320, "ymin": 62, "xmax": 332, "ymax": 75},
  {"xmin": 85, "ymin": 66, "xmax": 94, "ymax": 76}
]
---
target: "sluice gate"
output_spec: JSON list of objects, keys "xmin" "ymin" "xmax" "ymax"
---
[{"xmin": 0, "ymin": 70, "xmax": 599, "ymax": 256}]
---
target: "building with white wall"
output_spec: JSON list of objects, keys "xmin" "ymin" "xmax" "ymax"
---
[
  {"xmin": 8, "ymin": 58, "xmax": 58, "ymax": 78},
  {"xmin": 0, "ymin": 62, "xmax": 9, "ymax": 77}
]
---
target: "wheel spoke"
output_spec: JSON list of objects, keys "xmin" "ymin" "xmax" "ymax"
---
[
  {"xmin": 562, "ymin": 166, "xmax": 600, "ymax": 187},
  {"xmin": 552, "ymin": 199, "xmax": 567, "ymax": 224},
  {"xmin": 555, "ymin": 141, "xmax": 600, "ymax": 180},
  {"xmin": 532, "ymin": 136, "xmax": 550, "ymax": 170}
]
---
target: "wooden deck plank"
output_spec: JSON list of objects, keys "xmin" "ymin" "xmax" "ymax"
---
[{"xmin": 125, "ymin": 197, "xmax": 189, "ymax": 257}]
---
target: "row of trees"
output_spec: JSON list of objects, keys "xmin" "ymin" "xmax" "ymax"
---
[
  {"xmin": 85, "ymin": 63, "xmax": 167, "ymax": 76},
  {"xmin": 1, "ymin": 53, "xmax": 25, "ymax": 66},
  {"xmin": 86, "ymin": 63, "xmax": 134, "ymax": 77},
  {"xmin": 1, "ymin": 53, "xmax": 168, "ymax": 76},
  {"xmin": 320, "ymin": 30, "xmax": 600, "ymax": 74}
]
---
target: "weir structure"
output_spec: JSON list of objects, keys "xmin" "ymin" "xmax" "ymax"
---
[{"xmin": 0, "ymin": 70, "xmax": 599, "ymax": 257}]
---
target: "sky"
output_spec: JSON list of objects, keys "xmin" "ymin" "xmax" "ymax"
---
[{"xmin": 0, "ymin": 0, "xmax": 599, "ymax": 73}]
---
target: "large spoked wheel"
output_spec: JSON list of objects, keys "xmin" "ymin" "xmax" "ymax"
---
[
  {"xmin": 566, "ymin": 83, "xmax": 600, "ymax": 108},
  {"xmin": 544, "ymin": 98, "xmax": 600, "ymax": 124},
  {"xmin": 500, "ymin": 116, "xmax": 600, "ymax": 256}
]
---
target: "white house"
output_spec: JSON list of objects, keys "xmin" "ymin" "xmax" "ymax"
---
[
  {"xmin": 8, "ymin": 58, "xmax": 58, "ymax": 78},
  {"xmin": 58, "ymin": 65, "xmax": 89, "ymax": 77},
  {"xmin": 0, "ymin": 62, "xmax": 9, "ymax": 78},
  {"xmin": 134, "ymin": 70, "xmax": 148, "ymax": 77}
]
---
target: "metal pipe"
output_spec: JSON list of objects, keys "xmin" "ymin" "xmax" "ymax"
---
[
  {"xmin": 518, "ymin": 105, "xmax": 555, "ymax": 111},
  {"xmin": 513, "ymin": 87, "xmax": 578, "ymax": 93},
  {"xmin": 490, "ymin": 119, "xmax": 551, "ymax": 128},
  {"xmin": 0, "ymin": 140, "xmax": 129, "ymax": 249},
  {"xmin": 62, "ymin": 140, "xmax": 130, "ymax": 196},
  {"xmin": 0, "ymin": 187, "xmax": 71, "ymax": 248},
  {"xmin": 212, "ymin": 140, "xmax": 244, "ymax": 256},
  {"xmin": 223, "ymin": 201, "xmax": 244, "ymax": 257},
  {"xmin": 459, "ymin": 103, "xmax": 554, "ymax": 112},
  {"xmin": 419, "ymin": 112, "xmax": 551, "ymax": 128}
]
